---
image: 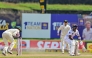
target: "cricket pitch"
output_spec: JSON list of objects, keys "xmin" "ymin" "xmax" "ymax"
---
[{"xmin": 0, "ymin": 52, "xmax": 92, "ymax": 58}]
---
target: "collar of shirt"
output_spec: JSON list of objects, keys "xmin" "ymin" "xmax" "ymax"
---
[
  {"xmin": 63, "ymin": 24, "xmax": 68, "ymax": 27},
  {"xmin": 85, "ymin": 28, "xmax": 91, "ymax": 31}
]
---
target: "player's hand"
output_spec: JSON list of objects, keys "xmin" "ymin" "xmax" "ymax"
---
[
  {"xmin": 70, "ymin": 38, "xmax": 73, "ymax": 40},
  {"xmin": 78, "ymin": 37, "xmax": 81, "ymax": 40},
  {"xmin": 57, "ymin": 33, "xmax": 59, "ymax": 36},
  {"xmin": 79, "ymin": 40, "xmax": 83, "ymax": 45}
]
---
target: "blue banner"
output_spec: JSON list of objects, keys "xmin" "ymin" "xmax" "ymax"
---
[{"xmin": 51, "ymin": 14, "xmax": 78, "ymax": 38}]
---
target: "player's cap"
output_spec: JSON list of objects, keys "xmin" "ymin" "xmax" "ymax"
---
[
  {"xmin": 72, "ymin": 24, "xmax": 78, "ymax": 29},
  {"xmin": 73, "ymin": 24, "xmax": 78, "ymax": 27},
  {"xmin": 64, "ymin": 20, "xmax": 68, "ymax": 23}
]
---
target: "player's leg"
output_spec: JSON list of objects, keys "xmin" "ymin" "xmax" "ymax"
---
[
  {"xmin": 65, "ymin": 41, "xmax": 70, "ymax": 53},
  {"xmin": 75, "ymin": 40, "xmax": 80, "ymax": 56},
  {"xmin": 61, "ymin": 40, "xmax": 65, "ymax": 53},
  {"xmin": 2, "ymin": 33, "xmax": 8, "ymax": 56},
  {"xmin": 70, "ymin": 40, "xmax": 75, "ymax": 56},
  {"xmin": 7, "ymin": 34, "xmax": 16, "ymax": 54},
  {"xmin": 67, "ymin": 43, "xmax": 70, "ymax": 54},
  {"xmin": 64, "ymin": 36, "xmax": 70, "ymax": 54},
  {"xmin": 61, "ymin": 36, "xmax": 65, "ymax": 54}
]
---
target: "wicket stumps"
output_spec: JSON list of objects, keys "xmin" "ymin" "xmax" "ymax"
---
[{"xmin": 17, "ymin": 38, "xmax": 22, "ymax": 56}]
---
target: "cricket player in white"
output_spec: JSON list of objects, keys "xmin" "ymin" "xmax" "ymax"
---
[
  {"xmin": 57, "ymin": 20, "xmax": 71, "ymax": 53},
  {"xmin": 67, "ymin": 25, "xmax": 81, "ymax": 56},
  {"xmin": 2, "ymin": 27, "xmax": 21, "ymax": 56}
]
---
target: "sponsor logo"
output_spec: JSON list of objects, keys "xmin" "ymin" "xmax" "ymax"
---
[
  {"xmin": 22, "ymin": 41, "xmax": 27, "ymax": 48},
  {"xmin": 0, "ymin": 20, "xmax": 9, "ymax": 30},
  {"xmin": 24, "ymin": 22, "xmax": 48, "ymax": 30},
  {"xmin": 30, "ymin": 40, "xmax": 84, "ymax": 49},
  {"xmin": 87, "ymin": 43, "xmax": 92, "ymax": 50}
]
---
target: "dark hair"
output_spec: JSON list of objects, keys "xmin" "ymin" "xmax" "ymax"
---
[
  {"xmin": 15, "ymin": 26, "xmax": 21, "ymax": 32},
  {"xmin": 64, "ymin": 20, "xmax": 68, "ymax": 23},
  {"xmin": 72, "ymin": 24, "xmax": 78, "ymax": 29}
]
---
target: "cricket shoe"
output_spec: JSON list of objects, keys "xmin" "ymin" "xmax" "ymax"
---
[
  {"xmin": 7, "ymin": 50, "xmax": 13, "ymax": 54},
  {"xmin": 70, "ymin": 54, "xmax": 75, "ymax": 56},
  {"xmin": 76, "ymin": 53, "xmax": 80, "ymax": 56},
  {"xmin": 2, "ymin": 52, "xmax": 6, "ymax": 56},
  {"xmin": 68, "ymin": 51, "xmax": 70, "ymax": 54}
]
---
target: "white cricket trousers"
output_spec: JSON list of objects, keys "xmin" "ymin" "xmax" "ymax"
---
[
  {"xmin": 2, "ymin": 32, "xmax": 16, "ymax": 53},
  {"xmin": 61, "ymin": 35, "xmax": 70, "ymax": 53},
  {"xmin": 70, "ymin": 40, "xmax": 79, "ymax": 55}
]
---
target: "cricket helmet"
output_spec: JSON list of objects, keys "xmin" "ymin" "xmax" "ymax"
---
[{"xmin": 72, "ymin": 24, "xmax": 78, "ymax": 29}]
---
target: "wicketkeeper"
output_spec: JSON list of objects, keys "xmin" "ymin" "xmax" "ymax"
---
[
  {"xmin": 2, "ymin": 26, "xmax": 21, "ymax": 56},
  {"xmin": 57, "ymin": 20, "xmax": 71, "ymax": 54}
]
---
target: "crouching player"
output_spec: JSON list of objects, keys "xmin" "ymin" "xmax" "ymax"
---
[
  {"xmin": 67, "ymin": 25, "xmax": 81, "ymax": 56},
  {"xmin": 2, "ymin": 27, "xmax": 21, "ymax": 56}
]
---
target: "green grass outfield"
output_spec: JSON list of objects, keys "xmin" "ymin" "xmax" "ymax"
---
[
  {"xmin": 0, "ymin": 2, "xmax": 92, "ymax": 11},
  {"xmin": 0, "ymin": 52, "xmax": 92, "ymax": 58}
]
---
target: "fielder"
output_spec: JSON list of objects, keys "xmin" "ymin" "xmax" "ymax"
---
[
  {"xmin": 2, "ymin": 27, "xmax": 21, "ymax": 56},
  {"xmin": 67, "ymin": 25, "xmax": 81, "ymax": 56},
  {"xmin": 57, "ymin": 20, "xmax": 71, "ymax": 54}
]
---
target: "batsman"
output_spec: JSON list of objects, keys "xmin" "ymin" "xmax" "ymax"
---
[
  {"xmin": 68, "ymin": 24, "xmax": 81, "ymax": 56},
  {"xmin": 2, "ymin": 26, "xmax": 21, "ymax": 56},
  {"xmin": 57, "ymin": 20, "xmax": 71, "ymax": 54}
]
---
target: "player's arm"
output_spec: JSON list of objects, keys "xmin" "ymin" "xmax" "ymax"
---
[
  {"xmin": 76, "ymin": 30, "xmax": 81, "ymax": 40},
  {"xmin": 68, "ymin": 26, "xmax": 71, "ymax": 31},
  {"xmin": 66, "ymin": 26, "xmax": 71, "ymax": 35},
  {"xmin": 69, "ymin": 35, "xmax": 73, "ymax": 40},
  {"xmin": 68, "ymin": 30, "xmax": 73, "ymax": 40},
  {"xmin": 57, "ymin": 25, "xmax": 62, "ymax": 35}
]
